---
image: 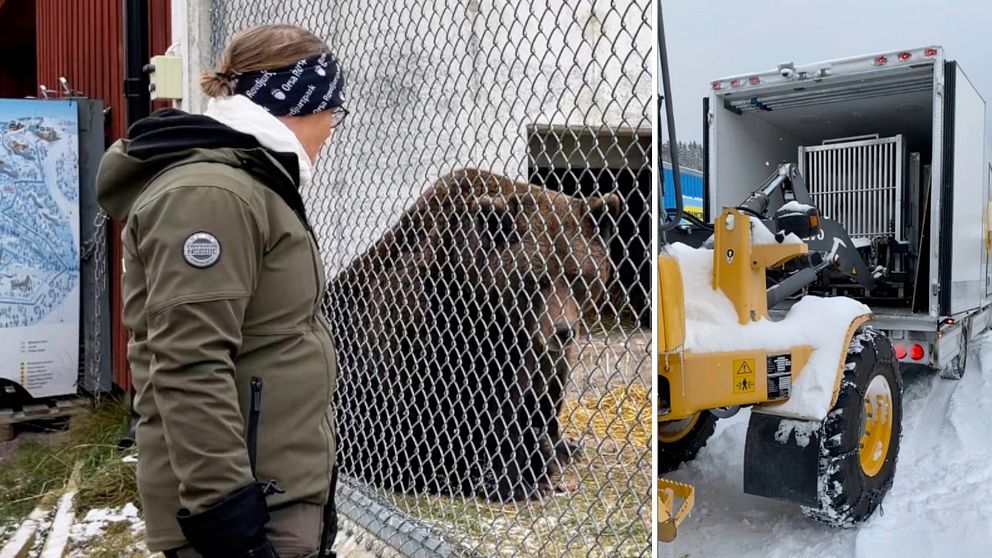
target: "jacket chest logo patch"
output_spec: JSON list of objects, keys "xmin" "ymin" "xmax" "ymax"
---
[{"xmin": 183, "ymin": 232, "xmax": 221, "ymax": 268}]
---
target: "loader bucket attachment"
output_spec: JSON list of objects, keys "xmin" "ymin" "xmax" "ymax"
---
[
  {"xmin": 657, "ymin": 478, "xmax": 694, "ymax": 542},
  {"xmin": 804, "ymin": 217, "xmax": 875, "ymax": 292}
]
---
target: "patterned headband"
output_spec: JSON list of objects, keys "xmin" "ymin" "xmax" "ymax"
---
[{"xmin": 230, "ymin": 53, "xmax": 346, "ymax": 117}]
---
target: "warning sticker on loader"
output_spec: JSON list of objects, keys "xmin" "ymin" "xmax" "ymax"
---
[{"xmin": 733, "ymin": 358, "xmax": 756, "ymax": 394}]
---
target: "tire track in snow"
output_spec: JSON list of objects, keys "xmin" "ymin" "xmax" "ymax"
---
[
  {"xmin": 662, "ymin": 414, "xmax": 857, "ymax": 558},
  {"xmin": 660, "ymin": 335, "xmax": 992, "ymax": 558},
  {"xmin": 854, "ymin": 336, "xmax": 992, "ymax": 558}
]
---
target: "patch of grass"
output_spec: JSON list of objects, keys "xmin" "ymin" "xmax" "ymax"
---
[
  {"xmin": 74, "ymin": 402, "xmax": 139, "ymax": 513},
  {"xmin": 387, "ymin": 441, "xmax": 651, "ymax": 558},
  {"xmin": 0, "ymin": 398, "xmax": 137, "ymax": 525},
  {"xmin": 72, "ymin": 521, "xmax": 147, "ymax": 558},
  {"xmin": 562, "ymin": 384, "xmax": 651, "ymax": 448},
  {"xmin": 0, "ymin": 437, "xmax": 69, "ymax": 520}
]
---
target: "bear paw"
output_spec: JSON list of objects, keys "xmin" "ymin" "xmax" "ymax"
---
[{"xmin": 554, "ymin": 436, "xmax": 584, "ymax": 464}]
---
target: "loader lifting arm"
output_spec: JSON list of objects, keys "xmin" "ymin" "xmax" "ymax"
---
[
  {"xmin": 733, "ymin": 163, "xmax": 876, "ymax": 301},
  {"xmin": 737, "ymin": 163, "xmax": 815, "ymax": 217}
]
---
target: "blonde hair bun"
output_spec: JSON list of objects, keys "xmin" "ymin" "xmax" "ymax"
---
[{"xmin": 199, "ymin": 24, "xmax": 329, "ymax": 99}]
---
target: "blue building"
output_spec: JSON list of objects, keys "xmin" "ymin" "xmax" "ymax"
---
[{"xmin": 661, "ymin": 162, "xmax": 704, "ymax": 223}]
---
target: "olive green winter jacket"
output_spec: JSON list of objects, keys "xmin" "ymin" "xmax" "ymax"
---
[{"xmin": 96, "ymin": 110, "xmax": 337, "ymax": 551}]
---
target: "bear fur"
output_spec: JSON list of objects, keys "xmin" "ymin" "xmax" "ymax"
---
[{"xmin": 328, "ymin": 168, "xmax": 620, "ymax": 501}]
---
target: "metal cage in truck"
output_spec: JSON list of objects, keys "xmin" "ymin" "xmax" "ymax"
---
[{"xmin": 703, "ymin": 45, "xmax": 992, "ymax": 377}]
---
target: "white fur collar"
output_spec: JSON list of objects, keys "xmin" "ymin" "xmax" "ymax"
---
[{"xmin": 203, "ymin": 94, "xmax": 313, "ymax": 187}]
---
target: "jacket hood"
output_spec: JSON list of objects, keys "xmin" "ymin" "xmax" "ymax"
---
[{"xmin": 96, "ymin": 108, "xmax": 305, "ymax": 222}]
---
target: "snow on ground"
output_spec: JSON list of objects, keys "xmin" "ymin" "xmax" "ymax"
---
[
  {"xmin": 66, "ymin": 502, "xmax": 148, "ymax": 557},
  {"xmin": 661, "ymin": 334, "xmax": 992, "ymax": 558},
  {"xmin": 2, "ymin": 500, "xmax": 391, "ymax": 557},
  {"xmin": 68, "ymin": 503, "xmax": 143, "ymax": 545}
]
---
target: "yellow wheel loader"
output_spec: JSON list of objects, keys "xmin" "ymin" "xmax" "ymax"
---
[{"xmin": 656, "ymin": 6, "xmax": 903, "ymax": 542}]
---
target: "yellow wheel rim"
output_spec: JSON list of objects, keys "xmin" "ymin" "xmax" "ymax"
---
[
  {"xmin": 858, "ymin": 374, "xmax": 893, "ymax": 477},
  {"xmin": 659, "ymin": 414, "xmax": 700, "ymax": 444}
]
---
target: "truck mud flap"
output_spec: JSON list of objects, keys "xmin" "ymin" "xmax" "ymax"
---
[{"xmin": 743, "ymin": 412, "xmax": 820, "ymax": 507}]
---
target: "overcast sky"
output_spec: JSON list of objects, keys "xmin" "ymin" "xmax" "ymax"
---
[{"xmin": 660, "ymin": 0, "xmax": 992, "ymax": 143}]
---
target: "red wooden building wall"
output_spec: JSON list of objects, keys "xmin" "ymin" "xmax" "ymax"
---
[
  {"xmin": 33, "ymin": 0, "xmax": 173, "ymax": 390},
  {"xmin": 0, "ymin": 0, "xmax": 37, "ymax": 98}
]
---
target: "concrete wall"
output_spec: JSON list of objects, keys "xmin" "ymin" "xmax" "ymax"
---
[
  {"xmin": 178, "ymin": 0, "xmax": 652, "ymax": 274},
  {"xmin": 709, "ymin": 104, "xmax": 802, "ymax": 221}
]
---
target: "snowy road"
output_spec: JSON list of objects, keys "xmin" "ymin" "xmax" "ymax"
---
[{"xmin": 661, "ymin": 333, "xmax": 992, "ymax": 558}]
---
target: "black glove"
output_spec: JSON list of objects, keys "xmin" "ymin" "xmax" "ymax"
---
[{"xmin": 176, "ymin": 483, "xmax": 279, "ymax": 558}]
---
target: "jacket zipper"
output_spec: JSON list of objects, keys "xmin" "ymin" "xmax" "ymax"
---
[
  {"xmin": 307, "ymin": 234, "xmax": 323, "ymax": 314},
  {"xmin": 257, "ymin": 148, "xmax": 335, "ymax": 488},
  {"xmin": 305, "ymin": 232, "xmax": 335, "ymax": 486}
]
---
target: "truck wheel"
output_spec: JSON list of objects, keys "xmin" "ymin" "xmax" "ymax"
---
[
  {"xmin": 801, "ymin": 327, "xmax": 903, "ymax": 526},
  {"xmin": 939, "ymin": 323, "xmax": 968, "ymax": 380},
  {"xmin": 658, "ymin": 411, "xmax": 718, "ymax": 474}
]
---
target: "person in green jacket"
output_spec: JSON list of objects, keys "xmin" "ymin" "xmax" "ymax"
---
[{"xmin": 96, "ymin": 24, "xmax": 348, "ymax": 558}]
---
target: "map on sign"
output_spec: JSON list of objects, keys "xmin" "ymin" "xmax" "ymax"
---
[{"xmin": 0, "ymin": 99, "xmax": 79, "ymax": 398}]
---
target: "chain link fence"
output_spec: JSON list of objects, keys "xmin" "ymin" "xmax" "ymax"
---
[
  {"xmin": 209, "ymin": 1, "xmax": 653, "ymax": 556},
  {"xmin": 79, "ymin": 99, "xmax": 112, "ymax": 396}
]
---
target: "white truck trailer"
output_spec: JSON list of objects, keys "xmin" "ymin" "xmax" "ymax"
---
[{"xmin": 703, "ymin": 45, "xmax": 992, "ymax": 378}]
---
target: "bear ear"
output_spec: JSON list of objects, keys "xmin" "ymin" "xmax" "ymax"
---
[
  {"xmin": 474, "ymin": 193, "xmax": 520, "ymax": 247},
  {"xmin": 586, "ymin": 193, "xmax": 621, "ymax": 239}
]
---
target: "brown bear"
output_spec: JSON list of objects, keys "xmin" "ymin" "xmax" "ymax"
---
[{"xmin": 328, "ymin": 168, "xmax": 620, "ymax": 501}]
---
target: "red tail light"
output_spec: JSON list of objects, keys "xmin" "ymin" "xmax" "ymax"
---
[
  {"xmin": 910, "ymin": 344, "xmax": 925, "ymax": 360},
  {"xmin": 925, "ymin": 47, "xmax": 938, "ymax": 57},
  {"xmin": 874, "ymin": 55, "xmax": 888, "ymax": 66},
  {"xmin": 712, "ymin": 81, "xmax": 722, "ymax": 90},
  {"xmin": 730, "ymin": 79, "xmax": 742, "ymax": 88},
  {"xmin": 749, "ymin": 75, "xmax": 760, "ymax": 85},
  {"xmin": 894, "ymin": 344, "xmax": 907, "ymax": 359},
  {"xmin": 898, "ymin": 51, "xmax": 912, "ymax": 61}
]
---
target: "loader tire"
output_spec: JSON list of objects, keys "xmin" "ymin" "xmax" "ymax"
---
[
  {"xmin": 801, "ymin": 326, "xmax": 903, "ymax": 526},
  {"xmin": 658, "ymin": 411, "xmax": 718, "ymax": 474}
]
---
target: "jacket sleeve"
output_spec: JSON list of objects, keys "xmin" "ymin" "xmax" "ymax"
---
[{"xmin": 133, "ymin": 183, "xmax": 265, "ymax": 514}]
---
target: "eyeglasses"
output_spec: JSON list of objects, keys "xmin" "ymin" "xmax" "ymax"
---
[{"xmin": 330, "ymin": 107, "xmax": 350, "ymax": 128}]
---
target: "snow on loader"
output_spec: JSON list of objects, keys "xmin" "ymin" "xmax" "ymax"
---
[{"xmin": 656, "ymin": 6, "xmax": 902, "ymax": 541}]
